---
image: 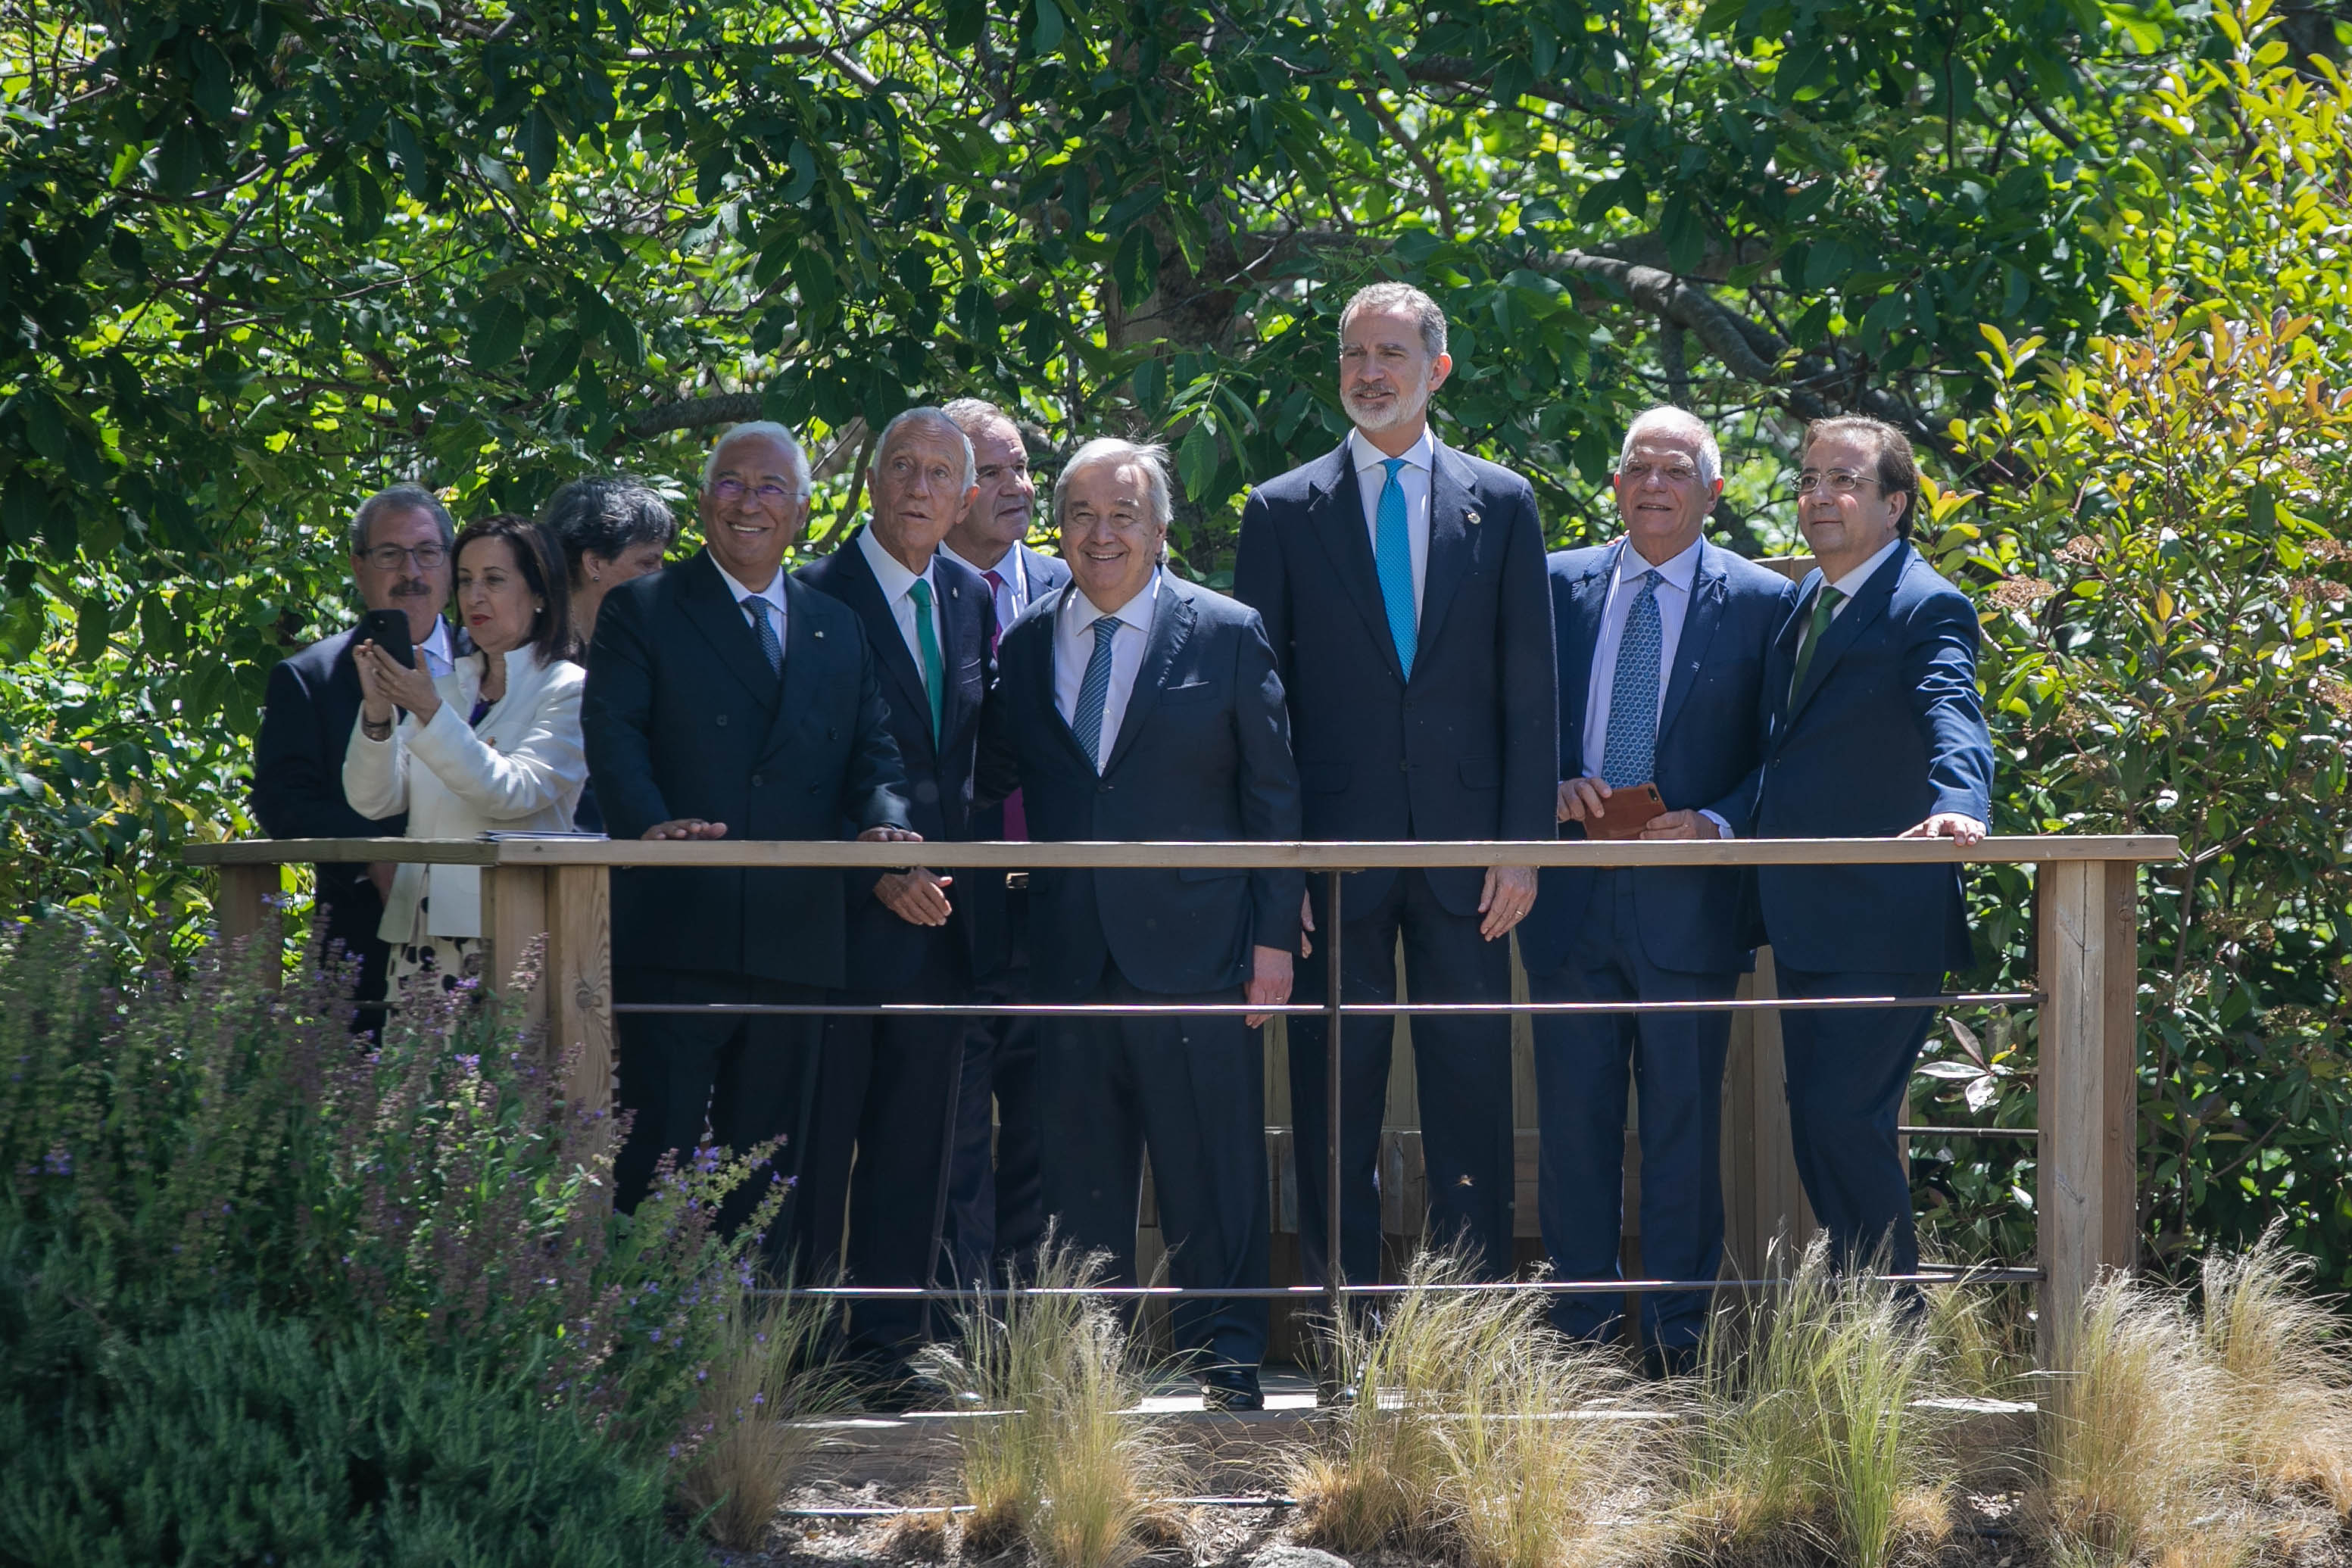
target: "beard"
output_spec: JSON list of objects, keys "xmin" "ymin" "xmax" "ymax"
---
[{"xmin": 1342, "ymin": 373, "xmax": 1431, "ymax": 434}]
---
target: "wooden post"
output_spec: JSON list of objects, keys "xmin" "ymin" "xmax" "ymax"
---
[
  {"xmin": 2037, "ymin": 858, "xmax": 2139, "ymax": 1366},
  {"xmin": 216, "ymin": 862, "xmax": 283, "ymax": 989},
  {"xmin": 478, "ymin": 863, "xmax": 550, "ymax": 1028},
  {"xmin": 547, "ymin": 864, "xmax": 616, "ymax": 1115}
]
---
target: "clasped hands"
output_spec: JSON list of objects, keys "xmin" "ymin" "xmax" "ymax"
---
[{"xmin": 1555, "ymin": 775, "xmax": 1721, "ymax": 840}]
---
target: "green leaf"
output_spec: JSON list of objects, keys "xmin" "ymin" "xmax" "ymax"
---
[
  {"xmin": 1178, "ymin": 419, "xmax": 1219, "ymax": 503},
  {"xmin": 1113, "ymin": 225, "xmax": 1159, "ymax": 309},
  {"xmin": 468, "ymin": 295, "xmax": 529, "ymax": 369}
]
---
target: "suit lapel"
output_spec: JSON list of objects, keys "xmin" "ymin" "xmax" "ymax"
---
[
  {"xmin": 1656, "ymin": 542, "xmax": 1727, "ymax": 744},
  {"xmin": 763, "ymin": 575, "xmax": 828, "ymax": 756},
  {"xmin": 1413, "ymin": 441, "xmax": 1477, "ymax": 669},
  {"xmin": 834, "ymin": 530, "xmax": 934, "ymax": 756},
  {"xmin": 937, "ymin": 563, "xmax": 986, "ymax": 748},
  {"xmin": 1305, "ymin": 445, "xmax": 1405, "ymax": 684},
  {"xmin": 1100, "ymin": 581, "xmax": 1196, "ymax": 775},
  {"xmin": 1558, "ymin": 543, "xmax": 1618, "ymax": 778},
  {"xmin": 1785, "ymin": 544, "xmax": 1907, "ymax": 722},
  {"xmin": 680, "ymin": 550, "xmax": 784, "ymax": 703},
  {"xmin": 1025, "ymin": 584, "xmax": 1099, "ymax": 772}
]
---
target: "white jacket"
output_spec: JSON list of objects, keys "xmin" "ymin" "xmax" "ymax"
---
[{"xmin": 343, "ymin": 644, "xmax": 588, "ymax": 941}]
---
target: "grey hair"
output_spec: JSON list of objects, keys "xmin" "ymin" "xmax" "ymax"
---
[
  {"xmin": 1339, "ymin": 282, "xmax": 1449, "ymax": 360},
  {"xmin": 871, "ymin": 407, "xmax": 976, "ymax": 493},
  {"xmin": 1619, "ymin": 406, "xmax": 1723, "ymax": 487},
  {"xmin": 940, "ymin": 397, "xmax": 1019, "ymax": 444},
  {"xmin": 348, "ymin": 484, "xmax": 455, "ymax": 556},
  {"xmin": 702, "ymin": 421, "xmax": 812, "ymax": 497},
  {"xmin": 1053, "ymin": 438, "xmax": 1174, "ymax": 541}
]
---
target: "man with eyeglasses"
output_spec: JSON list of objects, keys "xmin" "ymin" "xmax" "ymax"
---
[
  {"xmin": 1755, "ymin": 415, "xmax": 1994, "ymax": 1279},
  {"xmin": 584, "ymin": 421, "xmax": 919, "ymax": 1280},
  {"xmin": 1517, "ymin": 407, "xmax": 1797, "ymax": 1374},
  {"xmin": 254, "ymin": 482, "xmax": 464, "ymax": 1032}
]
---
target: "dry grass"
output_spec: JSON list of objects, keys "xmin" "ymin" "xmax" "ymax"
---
[
  {"xmin": 1290, "ymin": 1249, "xmax": 1668, "ymax": 1568},
  {"xmin": 2201, "ymin": 1228, "xmax": 2352, "ymax": 1513},
  {"xmin": 929, "ymin": 1236, "xmax": 1178, "ymax": 1568},
  {"xmin": 877, "ymin": 1507, "xmax": 951, "ymax": 1560},
  {"xmin": 676, "ymin": 1278, "xmax": 847, "ymax": 1551},
  {"xmin": 1678, "ymin": 1239, "xmax": 1955, "ymax": 1568}
]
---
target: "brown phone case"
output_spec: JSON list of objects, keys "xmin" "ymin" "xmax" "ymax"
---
[{"xmin": 1582, "ymin": 781, "xmax": 1667, "ymax": 840}]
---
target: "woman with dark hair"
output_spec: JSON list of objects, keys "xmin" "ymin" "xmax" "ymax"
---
[
  {"xmin": 540, "ymin": 475, "xmax": 677, "ymax": 647},
  {"xmin": 343, "ymin": 515, "xmax": 588, "ymax": 990}
]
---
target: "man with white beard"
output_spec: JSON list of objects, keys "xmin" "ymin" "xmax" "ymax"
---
[{"xmin": 1234, "ymin": 283, "xmax": 1557, "ymax": 1343}]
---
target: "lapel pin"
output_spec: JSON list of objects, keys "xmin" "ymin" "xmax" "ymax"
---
[
  {"xmin": 814, "ymin": 629, "xmax": 825, "ymax": 638},
  {"xmin": 1465, "ymin": 509, "xmax": 1481, "ymax": 525}
]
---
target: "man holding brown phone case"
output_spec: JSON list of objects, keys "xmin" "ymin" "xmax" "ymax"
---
[{"xmin": 1516, "ymin": 407, "xmax": 1797, "ymax": 1373}]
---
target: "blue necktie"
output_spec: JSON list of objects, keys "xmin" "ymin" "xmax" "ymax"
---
[
  {"xmin": 1072, "ymin": 614, "xmax": 1122, "ymax": 769},
  {"xmin": 748, "ymin": 596, "xmax": 783, "ymax": 675},
  {"xmin": 1599, "ymin": 569, "xmax": 1664, "ymax": 787},
  {"xmin": 1374, "ymin": 457, "xmax": 1418, "ymax": 677}
]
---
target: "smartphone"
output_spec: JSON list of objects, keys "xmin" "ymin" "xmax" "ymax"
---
[{"xmin": 358, "ymin": 609, "xmax": 416, "ymax": 669}]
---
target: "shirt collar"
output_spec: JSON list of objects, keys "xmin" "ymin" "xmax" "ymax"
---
[
  {"xmin": 713, "ymin": 558, "xmax": 787, "ymax": 610},
  {"xmin": 856, "ymin": 523, "xmax": 934, "ymax": 603},
  {"xmin": 1826, "ymin": 535, "xmax": 1904, "ymax": 600},
  {"xmin": 944, "ymin": 539, "xmax": 1019, "ymax": 596},
  {"xmin": 1068, "ymin": 568, "xmax": 1159, "ymax": 633},
  {"xmin": 419, "ymin": 616, "xmax": 454, "ymax": 666},
  {"xmin": 1612, "ymin": 535, "xmax": 1705, "ymax": 595},
  {"xmin": 1347, "ymin": 425, "xmax": 1436, "ymax": 479}
]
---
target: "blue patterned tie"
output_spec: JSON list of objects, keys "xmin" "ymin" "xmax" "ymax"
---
[
  {"xmin": 1599, "ymin": 569, "xmax": 1663, "ymax": 787},
  {"xmin": 748, "ymin": 595, "xmax": 783, "ymax": 675},
  {"xmin": 1072, "ymin": 614, "xmax": 1122, "ymax": 769},
  {"xmin": 1374, "ymin": 457, "xmax": 1418, "ymax": 677}
]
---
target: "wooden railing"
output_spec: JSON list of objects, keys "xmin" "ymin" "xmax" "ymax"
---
[{"xmin": 188, "ymin": 834, "xmax": 2176, "ymax": 1358}]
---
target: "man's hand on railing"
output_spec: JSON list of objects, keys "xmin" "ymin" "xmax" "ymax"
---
[
  {"xmin": 1246, "ymin": 943, "xmax": 1294, "ymax": 1027},
  {"xmin": 857, "ymin": 825, "xmax": 923, "ymax": 844},
  {"xmin": 876, "ymin": 869, "xmax": 953, "ymax": 927},
  {"xmin": 643, "ymin": 818, "xmax": 728, "ymax": 840},
  {"xmin": 1479, "ymin": 864, "xmax": 1536, "ymax": 941},
  {"xmin": 1900, "ymin": 812, "xmax": 1989, "ymax": 846}
]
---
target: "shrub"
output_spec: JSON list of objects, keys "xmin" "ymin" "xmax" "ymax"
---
[{"xmin": 0, "ymin": 1306, "xmax": 702, "ymax": 1568}]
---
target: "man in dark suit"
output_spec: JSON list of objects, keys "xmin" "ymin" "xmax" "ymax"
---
[
  {"xmin": 794, "ymin": 407, "xmax": 992, "ymax": 1398},
  {"xmin": 938, "ymin": 397, "xmax": 1070, "ymax": 1286},
  {"xmin": 584, "ymin": 422, "xmax": 919, "ymax": 1275},
  {"xmin": 978, "ymin": 437, "xmax": 1302, "ymax": 1411},
  {"xmin": 1756, "ymin": 415, "xmax": 1995, "ymax": 1277},
  {"xmin": 253, "ymin": 484, "xmax": 461, "ymax": 1028},
  {"xmin": 1233, "ymin": 282, "xmax": 1556, "ymax": 1292},
  {"xmin": 1518, "ymin": 408, "xmax": 1796, "ymax": 1372}
]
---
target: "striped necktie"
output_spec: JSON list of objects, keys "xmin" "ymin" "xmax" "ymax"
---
[{"xmin": 1072, "ymin": 614, "xmax": 1122, "ymax": 769}]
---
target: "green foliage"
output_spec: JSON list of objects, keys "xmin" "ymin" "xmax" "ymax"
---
[
  {"xmin": 0, "ymin": 918, "xmax": 778, "ymax": 1442},
  {"xmin": 0, "ymin": 1307, "xmax": 702, "ymax": 1568},
  {"xmin": 1911, "ymin": 10, "xmax": 2352, "ymax": 1277}
]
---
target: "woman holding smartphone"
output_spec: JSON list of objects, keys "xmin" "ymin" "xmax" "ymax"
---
[{"xmin": 345, "ymin": 514, "xmax": 588, "ymax": 992}]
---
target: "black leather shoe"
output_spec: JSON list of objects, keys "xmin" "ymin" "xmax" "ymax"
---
[{"xmin": 1198, "ymin": 1366, "xmax": 1264, "ymax": 1412}]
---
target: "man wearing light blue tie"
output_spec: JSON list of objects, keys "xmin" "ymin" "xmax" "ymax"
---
[{"xmin": 1517, "ymin": 407, "xmax": 1795, "ymax": 1373}]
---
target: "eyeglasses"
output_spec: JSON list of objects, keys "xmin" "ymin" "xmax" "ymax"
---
[
  {"xmin": 1792, "ymin": 469, "xmax": 1883, "ymax": 497},
  {"xmin": 709, "ymin": 476, "xmax": 796, "ymax": 507},
  {"xmin": 360, "ymin": 543, "xmax": 448, "ymax": 571},
  {"xmin": 1620, "ymin": 459, "xmax": 1701, "ymax": 485}
]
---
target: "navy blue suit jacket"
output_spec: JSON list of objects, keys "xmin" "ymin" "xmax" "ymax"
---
[
  {"xmin": 1755, "ymin": 541, "xmax": 1994, "ymax": 975},
  {"xmin": 583, "ymin": 550, "xmax": 913, "ymax": 990},
  {"xmin": 1518, "ymin": 539, "xmax": 1798, "ymax": 978},
  {"xmin": 976, "ymin": 575, "xmax": 1305, "ymax": 999},
  {"xmin": 968, "ymin": 541, "xmax": 1070, "ymax": 847},
  {"xmin": 796, "ymin": 531, "xmax": 997, "ymax": 989},
  {"xmin": 1233, "ymin": 438, "xmax": 1557, "ymax": 915},
  {"xmin": 253, "ymin": 625, "xmax": 401, "ymax": 962}
]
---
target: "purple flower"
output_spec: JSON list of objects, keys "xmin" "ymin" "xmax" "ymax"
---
[{"xmin": 41, "ymin": 1146, "xmax": 71, "ymax": 1177}]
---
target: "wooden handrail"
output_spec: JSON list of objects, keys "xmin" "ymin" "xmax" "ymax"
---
[{"xmin": 185, "ymin": 833, "xmax": 2181, "ymax": 869}]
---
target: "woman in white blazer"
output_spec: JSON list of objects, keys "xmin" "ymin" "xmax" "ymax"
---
[{"xmin": 345, "ymin": 515, "xmax": 588, "ymax": 992}]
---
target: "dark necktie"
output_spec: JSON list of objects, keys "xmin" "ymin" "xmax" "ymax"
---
[
  {"xmin": 1789, "ymin": 584, "xmax": 1845, "ymax": 697},
  {"xmin": 747, "ymin": 596, "xmax": 783, "ymax": 675},
  {"xmin": 983, "ymin": 568, "xmax": 1028, "ymax": 840},
  {"xmin": 1600, "ymin": 569, "xmax": 1664, "ymax": 787},
  {"xmin": 1074, "ymin": 614, "xmax": 1122, "ymax": 769}
]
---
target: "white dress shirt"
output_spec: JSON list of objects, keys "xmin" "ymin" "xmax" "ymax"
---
[
  {"xmin": 713, "ymin": 560, "xmax": 788, "ymax": 650},
  {"xmin": 857, "ymin": 525, "xmax": 945, "ymax": 693},
  {"xmin": 418, "ymin": 616, "xmax": 455, "ymax": 678},
  {"xmin": 1054, "ymin": 571, "xmax": 1160, "ymax": 761},
  {"xmin": 1579, "ymin": 536, "xmax": 1731, "ymax": 837},
  {"xmin": 1348, "ymin": 426, "xmax": 1433, "ymax": 617},
  {"xmin": 947, "ymin": 541, "xmax": 1031, "ymax": 635},
  {"xmin": 1820, "ymin": 534, "xmax": 1905, "ymax": 613}
]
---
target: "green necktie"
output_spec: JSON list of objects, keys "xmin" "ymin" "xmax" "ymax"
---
[
  {"xmin": 1790, "ymin": 584, "xmax": 1845, "ymax": 697},
  {"xmin": 908, "ymin": 576, "xmax": 945, "ymax": 743}
]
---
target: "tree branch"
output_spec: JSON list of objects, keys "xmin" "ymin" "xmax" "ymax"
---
[{"xmin": 624, "ymin": 391, "xmax": 766, "ymax": 438}]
